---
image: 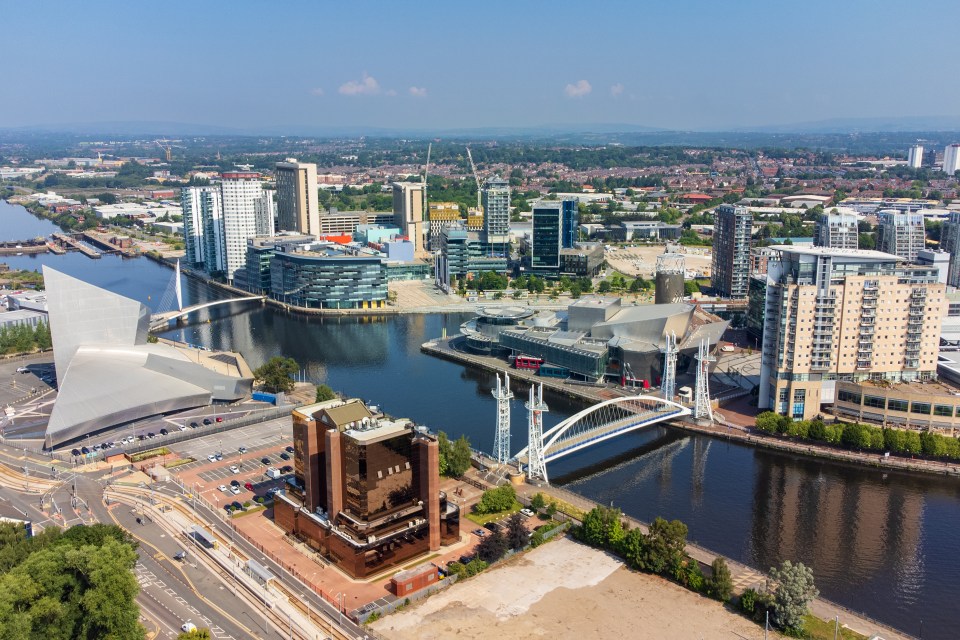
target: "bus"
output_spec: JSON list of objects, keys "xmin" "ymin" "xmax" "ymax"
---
[{"xmin": 514, "ymin": 355, "xmax": 544, "ymax": 371}]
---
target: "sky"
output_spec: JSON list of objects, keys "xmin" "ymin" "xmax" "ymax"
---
[{"xmin": 2, "ymin": 0, "xmax": 958, "ymax": 133}]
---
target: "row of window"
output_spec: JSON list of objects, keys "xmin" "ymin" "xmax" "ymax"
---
[{"xmin": 837, "ymin": 389, "xmax": 957, "ymax": 417}]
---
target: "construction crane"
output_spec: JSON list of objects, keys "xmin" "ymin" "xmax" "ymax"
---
[
  {"xmin": 466, "ymin": 146, "xmax": 482, "ymax": 210},
  {"xmin": 155, "ymin": 140, "xmax": 172, "ymax": 162},
  {"xmin": 421, "ymin": 142, "xmax": 432, "ymax": 212}
]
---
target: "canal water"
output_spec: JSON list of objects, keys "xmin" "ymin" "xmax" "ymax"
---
[{"xmin": 2, "ymin": 201, "xmax": 956, "ymax": 637}]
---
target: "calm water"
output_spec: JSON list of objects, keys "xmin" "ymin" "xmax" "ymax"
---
[{"xmin": 3, "ymin": 201, "xmax": 956, "ymax": 637}]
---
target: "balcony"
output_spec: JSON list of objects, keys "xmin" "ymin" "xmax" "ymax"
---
[
  {"xmin": 859, "ymin": 326, "xmax": 875, "ymax": 335},
  {"xmin": 861, "ymin": 309, "xmax": 876, "ymax": 318}
]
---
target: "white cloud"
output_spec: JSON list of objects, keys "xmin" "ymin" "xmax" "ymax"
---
[
  {"xmin": 309, "ymin": 87, "xmax": 325, "ymax": 96},
  {"xmin": 408, "ymin": 86, "xmax": 428, "ymax": 98},
  {"xmin": 610, "ymin": 83, "xmax": 624, "ymax": 97},
  {"xmin": 564, "ymin": 79, "xmax": 592, "ymax": 98},
  {"xmin": 338, "ymin": 73, "xmax": 380, "ymax": 96}
]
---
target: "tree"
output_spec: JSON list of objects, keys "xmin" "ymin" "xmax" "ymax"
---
[
  {"xmin": 707, "ymin": 557, "xmax": 734, "ymax": 601},
  {"xmin": 476, "ymin": 528, "xmax": 507, "ymax": 563},
  {"xmin": 505, "ymin": 513, "xmax": 529, "ymax": 550},
  {"xmin": 769, "ymin": 560, "xmax": 818, "ymax": 632},
  {"xmin": 475, "ymin": 485, "xmax": 516, "ymax": 514},
  {"xmin": 640, "ymin": 517, "xmax": 688, "ymax": 574},
  {"xmin": 530, "ymin": 493, "xmax": 546, "ymax": 511},
  {"xmin": 178, "ymin": 629, "xmax": 212, "ymax": 640},
  {"xmin": 597, "ymin": 280, "xmax": 612, "ymax": 293},
  {"xmin": 619, "ymin": 528, "xmax": 646, "ymax": 569},
  {"xmin": 252, "ymin": 356, "xmax": 298, "ymax": 393},
  {"xmin": 447, "ymin": 435, "xmax": 473, "ymax": 477},
  {"xmin": 755, "ymin": 411, "xmax": 784, "ymax": 433},
  {"xmin": 437, "ymin": 431, "xmax": 452, "ymax": 476},
  {"xmin": 315, "ymin": 384, "xmax": 336, "ymax": 402},
  {"xmin": 683, "ymin": 280, "xmax": 700, "ymax": 295}
]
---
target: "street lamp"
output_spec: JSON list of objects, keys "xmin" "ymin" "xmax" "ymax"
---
[{"xmin": 336, "ymin": 592, "xmax": 344, "ymax": 627}]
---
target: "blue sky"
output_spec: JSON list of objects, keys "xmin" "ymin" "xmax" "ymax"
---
[{"xmin": 2, "ymin": 0, "xmax": 957, "ymax": 132}]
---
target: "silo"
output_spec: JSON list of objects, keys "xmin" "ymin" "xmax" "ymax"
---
[{"xmin": 655, "ymin": 253, "xmax": 686, "ymax": 304}]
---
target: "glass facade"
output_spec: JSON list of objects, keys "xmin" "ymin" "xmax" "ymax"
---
[
  {"xmin": 341, "ymin": 433, "xmax": 414, "ymax": 520},
  {"xmin": 499, "ymin": 330, "xmax": 608, "ymax": 380},
  {"xmin": 271, "ymin": 251, "xmax": 387, "ymax": 310},
  {"xmin": 532, "ymin": 204, "xmax": 562, "ymax": 269},
  {"xmin": 561, "ymin": 199, "xmax": 578, "ymax": 249}
]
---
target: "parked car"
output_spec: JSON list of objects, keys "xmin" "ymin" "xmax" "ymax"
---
[
  {"xmin": 238, "ymin": 447, "xmax": 247, "ymax": 454},
  {"xmin": 520, "ymin": 508, "xmax": 535, "ymax": 518},
  {"xmin": 281, "ymin": 465, "xmax": 293, "ymax": 473},
  {"xmin": 147, "ymin": 432, "xmax": 156, "ymax": 439},
  {"xmin": 231, "ymin": 501, "xmax": 242, "ymax": 510},
  {"xmin": 279, "ymin": 452, "xmax": 290, "ymax": 460},
  {"xmin": 215, "ymin": 453, "xmax": 223, "ymax": 461},
  {"xmin": 215, "ymin": 416, "xmax": 223, "ymax": 423},
  {"xmin": 159, "ymin": 428, "xmax": 169, "ymax": 436},
  {"xmin": 178, "ymin": 425, "xmax": 188, "ymax": 431},
  {"xmin": 190, "ymin": 422, "xmax": 199, "ymax": 428},
  {"xmin": 230, "ymin": 479, "xmax": 240, "ymax": 487},
  {"xmin": 229, "ymin": 465, "xmax": 239, "ymax": 474},
  {"xmin": 265, "ymin": 467, "xmax": 281, "ymax": 479},
  {"xmin": 473, "ymin": 528, "xmax": 486, "ymax": 537},
  {"xmin": 285, "ymin": 446, "xmax": 294, "ymax": 453},
  {"xmin": 244, "ymin": 482, "xmax": 254, "ymax": 491},
  {"xmin": 218, "ymin": 485, "xmax": 228, "ymax": 493},
  {"xmin": 202, "ymin": 418, "xmax": 212, "ymax": 425},
  {"xmin": 81, "ymin": 446, "xmax": 90, "ymax": 454},
  {"xmin": 71, "ymin": 449, "xmax": 81, "ymax": 457},
  {"xmin": 260, "ymin": 457, "xmax": 270, "ymax": 465},
  {"xmin": 207, "ymin": 454, "xmax": 217, "ymax": 463},
  {"xmin": 230, "ymin": 486, "xmax": 241, "ymax": 495}
]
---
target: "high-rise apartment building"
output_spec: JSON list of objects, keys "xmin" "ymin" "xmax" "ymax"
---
[
  {"xmin": 181, "ymin": 186, "xmax": 225, "ymax": 274},
  {"xmin": 711, "ymin": 204, "xmax": 752, "ymax": 298},
  {"xmin": 274, "ymin": 398, "xmax": 458, "ymax": 578},
  {"xmin": 939, "ymin": 211, "xmax": 960, "ymax": 287},
  {"xmin": 221, "ymin": 172, "xmax": 264, "ymax": 282},
  {"xmin": 943, "ymin": 144, "xmax": 960, "ymax": 175},
  {"xmin": 814, "ymin": 210, "xmax": 859, "ymax": 250},
  {"xmin": 532, "ymin": 202, "xmax": 563, "ymax": 270},
  {"xmin": 254, "ymin": 190, "xmax": 276, "ymax": 237},
  {"xmin": 427, "ymin": 201, "xmax": 461, "ymax": 251},
  {"xmin": 275, "ymin": 160, "xmax": 320, "ymax": 235},
  {"xmin": 908, "ymin": 144, "xmax": 924, "ymax": 169},
  {"xmin": 876, "ymin": 210, "xmax": 925, "ymax": 262},
  {"xmin": 758, "ymin": 246, "xmax": 944, "ymax": 420},
  {"xmin": 481, "ymin": 176, "xmax": 510, "ymax": 252},
  {"xmin": 392, "ymin": 182, "xmax": 425, "ymax": 254}
]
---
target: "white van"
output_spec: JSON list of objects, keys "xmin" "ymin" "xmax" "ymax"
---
[{"xmin": 265, "ymin": 467, "xmax": 281, "ymax": 479}]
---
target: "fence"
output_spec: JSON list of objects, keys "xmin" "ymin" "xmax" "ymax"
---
[{"xmin": 355, "ymin": 574, "xmax": 460, "ymax": 624}]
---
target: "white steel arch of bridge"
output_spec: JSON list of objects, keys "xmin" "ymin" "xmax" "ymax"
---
[{"xmin": 514, "ymin": 394, "xmax": 691, "ymax": 483}]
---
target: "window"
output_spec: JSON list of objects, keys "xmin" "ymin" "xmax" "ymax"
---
[
  {"xmin": 933, "ymin": 404, "xmax": 954, "ymax": 417},
  {"xmin": 863, "ymin": 395, "xmax": 886, "ymax": 409},
  {"xmin": 887, "ymin": 399, "xmax": 908, "ymax": 412},
  {"xmin": 911, "ymin": 402, "xmax": 931, "ymax": 415}
]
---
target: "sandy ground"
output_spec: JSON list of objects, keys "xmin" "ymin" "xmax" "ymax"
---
[
  {"xmin": 373, "ymin": 537, "xmax": 778, "ymax": 640},
  {"xmin": 605, "ymin": 245, "xmax": 713, "ymax": 279}
]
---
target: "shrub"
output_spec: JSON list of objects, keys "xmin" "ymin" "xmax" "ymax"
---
[
  {"xmin": 707, "ymin": 557, "xmax": 734, "ymax": 601},
  {"xmin": 739, "ymin": 588, "xmax": 758, "ymax": 615},
  {"xmin": 465, "ymin": 558, "xmax": 488, "ymax": 576},
  {"xmin": 447, "ymin": 561, "xmax": 467, "ymax": 580},
  {"xmin": 475, "ymin": 485, "xmax": 517, "ymax": 515},
  {"xmin": 530, "ymin": 530, "xmax": 546, "ymax": 548}
]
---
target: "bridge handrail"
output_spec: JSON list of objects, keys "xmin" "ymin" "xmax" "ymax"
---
[{"xmin": 545, "ymin": 408, "xmax": 685, "ymax": 460}]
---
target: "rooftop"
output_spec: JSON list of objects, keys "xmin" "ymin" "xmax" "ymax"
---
[{"xmin": 769, "ymin": 245, "xmax": 902, "ymax": 261}]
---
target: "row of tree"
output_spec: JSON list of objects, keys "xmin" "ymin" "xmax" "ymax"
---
[
  {"xmin": 0, "ymin": 321, "xmax": 51, "ymax": 355},
  {"xmin": 575, "ymin": 506, "xmax": 818, "ymax": 634},
  {"xmin": 437, "ymin": 431, "xmax": 472, "ymax": 477},
  {"xmin": 755, "ymin": 412, "xmax": 960, "ymax": 460},
  {"xmin": 0, "ymin": 523, "xmax": 144, "ymax": 639}
]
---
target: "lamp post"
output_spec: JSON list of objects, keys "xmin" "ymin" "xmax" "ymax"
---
[{"xmin": 336, "ymin": 592, "xmax": 344, "ymax": 627}]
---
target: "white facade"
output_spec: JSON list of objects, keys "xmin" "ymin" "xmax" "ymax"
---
[
  {"xmin": 254, "ymin": 191, "xmax": 277, "ymax": 237},
  {"xmin": 944, "ymin": 144, "xmax": 960, "ymax": 175},
  {"xmin": 916, "ymin": 249, "xmax": 951, "ymax": 285},
  {"xmin": 221, "ymin": 172, "xmax": 264, "ymax": 282},
  {"xmin": 876, "ymin": 210, "xmax": 925, "ymax": 262},
  {"xmin": 814, "ymin": 211, "xmax": 859, "ymax": 250},
  {"xmin": 908, "ymin": 144, "xmax": 924, "ymax": 169}
]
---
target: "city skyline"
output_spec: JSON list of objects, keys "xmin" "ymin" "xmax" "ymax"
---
[{"xmin": 2, "ymin": 0, "xmax": 959, "ymax": 133}]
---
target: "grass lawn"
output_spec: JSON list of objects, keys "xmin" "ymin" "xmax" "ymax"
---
[
  {"xmin": 801, "ymin": 614, "xmax": 868, "ymax": 640},
  {"xmin": 465, "ymin": 500, "xmax": 523, "ymax": 525}
]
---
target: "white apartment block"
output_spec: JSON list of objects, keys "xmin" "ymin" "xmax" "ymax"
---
[
  {"xmin": 221, "ymin": 172, "xmax": 264, "ymax": 282},
  {"xmin": 814, "ymin": 211, "xmax": 859, "ymax": 250},
  {"xmin": 943, "ymin": 144, "xmax": 960, "ymax": 175},
  {"xmin": 908, "ymin": 144, "xmax": 924, "ymax": 169},
  {"xmin": 876, "ymin": 210, "xmax": 925, "ymax": 262}
]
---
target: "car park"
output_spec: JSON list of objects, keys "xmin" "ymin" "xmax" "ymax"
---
[{"xmin": 218, "ymin": 485, "xmax": 228, "ymax": 493}]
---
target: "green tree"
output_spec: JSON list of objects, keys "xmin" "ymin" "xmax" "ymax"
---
[
  {"xmin": 640, "ymin": 517, "xmax": 688, "ymax": 574},
  {"xmin": 475, "ymin": 485, "xmax": 517, "ymax": 514},
  {"xmin": 505, "ymin": 513, "xmax": 529, "ymax": 550},
  {"xmin": 178, "ymin": 629, "xmax": 213, "ymax": 640},
  {"xmin": 314, "ymin": 384, "xmax": 337, "ymax": 402},
  {"xmin": 447, "ymin": 435, "xmax": 473, "ymax": 477},
  {"xmin": 597, "ymin": 280, "xmax": 612, "ymax": 293},
  {"xmin": 755, "ymin": 412, "xmax": 784, "ymax": 433},
  {"xmin": 252, "ymin": 356, "xmax": 298, "ymax": 393},
  {"xmin": 619, "ymin": 528, "xmax": 646, "ymax": 569},
  {"xmin": 683, "ymin": 280, "xmax": 700, "ymax": 295},
  {"xmin": 530, "ymin": 493, "xmax": 546, "ymax": 511},
  {"xmin": 707, "ymin": 557, "xmax": 734, "ymax": 601},
  {"xmin": 769, "ymin": 560, "xmax": 819, "ymax": 633},
  {"xmin": 476, "ymin": 528, "xmax": 507, "ymax": 563},
  {"xmin": 437, "ymin": 431, "xmax": 452, "ymax": 476}
]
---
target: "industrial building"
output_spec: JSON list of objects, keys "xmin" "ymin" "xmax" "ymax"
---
[
  {"xmin": 42, "ymin": 267, "xmax": 252, "ymax": 448},
  {"xmin": 273, "ymin": 398, "xmax": 459, "ymax": 578},
  {"xmin": 757, "ymin": 246, "xmax": 945, "ymax": 421},
  {"xmin": 460, "ymin": 296, "xmax": 728, "ymax": 384}
]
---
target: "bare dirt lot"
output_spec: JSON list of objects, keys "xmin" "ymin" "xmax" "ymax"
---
[{"xmin": 372, "ymin": 537, "xmax": 778, "ymax": 640}]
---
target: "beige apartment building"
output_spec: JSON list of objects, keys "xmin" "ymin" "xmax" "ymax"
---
[
  {"xmin": 392, "ymin": 182, "xmax": 425, "ymax": 254},
  {"xmin": 275, "ymin": 159, "xmax": 320, "ymax": 235},
  {"xmin": 758, "ymin": 246, "xmax": 945, "ymax": 420}
]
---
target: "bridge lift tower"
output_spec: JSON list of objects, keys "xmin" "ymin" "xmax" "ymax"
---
[
  {"xmin": 491, "ymin": 373, "xmax": 513, "ymax": 465},
  {"xmin": 525, "ymin": 383, "xmax": 549, "ymax": 482},
  {"xmin": 661, "ymin": 331, "xmax": 678, "ymax": 404},
  {"xmin": 694, "ymin": 338, "xmax": 715, "ymax": 422}
]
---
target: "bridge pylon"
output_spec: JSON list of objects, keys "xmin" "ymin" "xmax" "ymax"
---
[
  {"xmin": 525, "ymin": 383, "xmax": 549, "ymax": 483},
  {"xmin": 694, "ymin": 339, "xmax": 715, "ymax": 422},
  {"xmin": 491, "ymin": 373, "xmax": 513, "ymax": 465},
  {"xmin": 662, "ymin": 331, "xmax": 677, "ymax": 404}
]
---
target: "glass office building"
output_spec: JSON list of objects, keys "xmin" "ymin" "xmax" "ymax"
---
[{"xmin": 271, "ymin": 247, "xmax": 387, "ymax": 310}]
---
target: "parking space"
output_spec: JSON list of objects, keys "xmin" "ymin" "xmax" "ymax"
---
[{"xmin": 170, "ymin": 417, "xmax": 292, "ymax": 472}]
